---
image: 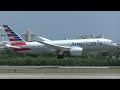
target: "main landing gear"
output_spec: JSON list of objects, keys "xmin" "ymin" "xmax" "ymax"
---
[{"xmin": 55, "ymin": 50, "xmax": 71, "ymax": 59}]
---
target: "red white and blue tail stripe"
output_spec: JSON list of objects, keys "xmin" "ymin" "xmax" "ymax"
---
[
  {"xmin": 3, "ymin": 25, "xmax": 26, "ymax": 46},
  {"xmin": 3, "ymin": 25, "xmax": 31, "ymax": 52}
]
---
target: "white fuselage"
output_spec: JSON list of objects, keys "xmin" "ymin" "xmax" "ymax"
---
[
  {"xmin": 17, "ymin": 38, "xmax": 118, "ymax": 54},
  {"xmin": 3, "ymin": 25, "xmax": 118, "ymax": 55}
]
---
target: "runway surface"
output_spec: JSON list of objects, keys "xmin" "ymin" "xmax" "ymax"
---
[
  {"xmin": 0, "ymin": 66, "xmax": 120, "ymax": 79},
  {"xmin": 0, "ymin": 73, "xmax": 120, "ymax": 79}
]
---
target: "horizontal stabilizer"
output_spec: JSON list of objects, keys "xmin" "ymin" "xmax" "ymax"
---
[{"xmin": 4, "ymin": 44, "xmax": 21, "ymax": 49}]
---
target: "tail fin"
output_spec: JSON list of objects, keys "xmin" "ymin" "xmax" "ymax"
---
[{"xmin": 3, "ymin": 25, "xmax": 26, "ymax": 46}]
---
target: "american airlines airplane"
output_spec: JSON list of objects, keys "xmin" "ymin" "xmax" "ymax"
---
[{"xmin": 3, "ymin": 25, "xmax": 118, "ymax": 59}]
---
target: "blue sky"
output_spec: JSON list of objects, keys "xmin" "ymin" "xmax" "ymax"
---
[{"xmin": 0, "ymin": 11, "xmax": 120, "ymax": 42}]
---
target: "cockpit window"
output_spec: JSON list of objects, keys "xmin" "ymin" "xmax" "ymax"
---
[{"xmin": 111, "ymin": 42, "xmax": 114, "ymax": 43}]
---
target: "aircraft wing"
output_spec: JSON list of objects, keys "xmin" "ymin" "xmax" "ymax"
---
[
  {"xmin": 4, "ymin": 44, "xmax": 21, "ymax": 49},
  {"xmin": 39, "ymin": 41, "xmax": 70, "ymax": 51},
  {"xmin": 38, "ymin": 36, "xmax": 51, "ymax": 41}
]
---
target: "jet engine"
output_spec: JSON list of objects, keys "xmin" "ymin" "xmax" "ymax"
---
[{"xmin": 69, "ymin": 47, "xmax": 83, "ymax": 56}]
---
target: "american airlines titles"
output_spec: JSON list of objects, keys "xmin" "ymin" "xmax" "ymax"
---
[{"xmin": 71, "ymin": 42, "xmax": 102, "ymax": 47}]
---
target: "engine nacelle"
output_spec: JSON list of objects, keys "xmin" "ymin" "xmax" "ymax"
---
[{"xmin": 69, "ymin": 47, "xmax": 83, "ymax": 56}]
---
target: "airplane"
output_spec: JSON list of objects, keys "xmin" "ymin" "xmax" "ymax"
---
[{"xmin": 3, "ymin": 25, "xmax": 118, "ymax": 59}]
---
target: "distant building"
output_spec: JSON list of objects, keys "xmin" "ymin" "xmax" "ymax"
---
[
  {"xmin": 96, "ymin": 34, "xmax": 105, "ymax": 38},
  {"xmin": 0, "ymin": 27, "xmax": 5, "ymax": 41},
  {"xmin": 21, "ymin": 28, "xmax": 36, "ymax": 42},
  {"xmin": 85, "ymin": 35, "xmax": 89, "ymax": 39},
  {"xmin": 78, "ymin": 35, "xmax": 85, "ymax": 39},
  {"xmin": 90, "ymin": 34, "xmax": 95, "ymax": 38},
  {"xmin": 65, "ymin": 38, "xmax": 68, "ymax": 40},
  {"xmin": 77, "ymin": 34, "xmax": 105, "ymax": 39}
]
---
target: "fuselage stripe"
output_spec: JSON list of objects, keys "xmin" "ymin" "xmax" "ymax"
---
[{"xmin": 13, "ymin": 48, "xmax": 31, "ymax": 51}]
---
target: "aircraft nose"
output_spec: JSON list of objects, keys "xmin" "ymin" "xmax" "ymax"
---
[{"xmin": 113, "ymin": 43, "xmax": 118, "ymax": 48}]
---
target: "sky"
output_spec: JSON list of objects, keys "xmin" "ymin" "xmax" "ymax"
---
[{"xmin": 0, "ymin": 11, "xmax": 120, "ymax": 42}]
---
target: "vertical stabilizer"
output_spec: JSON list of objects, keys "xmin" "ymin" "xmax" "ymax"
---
[{"xmin": 3, "ymin": 25, "xmax": 26, "ymax": 46}]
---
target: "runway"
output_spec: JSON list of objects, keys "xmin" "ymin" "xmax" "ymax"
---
[
  {"xmin": 0, "ymin": 73, "xmax": 120, "ymax": 79},
  {"xmin": 0, "ymin": 66, "xmax": 120, "ymax": 79}
]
